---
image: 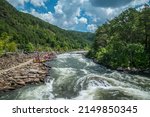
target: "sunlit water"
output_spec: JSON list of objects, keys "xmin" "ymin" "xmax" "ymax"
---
[{"xmin": 0, "ymin": 51, "xmax": 150, "ymax": 100}]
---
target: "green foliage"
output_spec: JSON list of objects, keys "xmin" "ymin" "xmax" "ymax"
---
[
  {"xmin": 7, "ymin": 42, "xmax": 17, "ymax": 52},
  {"xmin": 88, "ymin": 6, "xmax": 150, "ymax": 69},
  {"xmin": 0, "ymin": 40, "xmax": 4, "ymax": 55},
  {"xmin": 0, "ymin": 32, "xmax": 17, "ymax": 55},
  {"xmin": 26, "ymin": 42, "xmax": 35, "ymax": 52},
  {"xmin": 0, "ymin": 0, "xmax": 94, "ymax": 52}
]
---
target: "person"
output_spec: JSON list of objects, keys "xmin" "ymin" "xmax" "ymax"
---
[
  {"xmin": 34, "ymin": 52, "xmax": 40, "ymax": 63},
  {"xmin": 44, "ymin": 54, "xmax": 49, "ymax": 60}
]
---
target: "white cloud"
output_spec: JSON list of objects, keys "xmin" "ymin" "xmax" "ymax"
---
[
  {"xmin": 6, "ymin": 0, "xmax": 48, "ymax": 8},
  {"xmin": 131, "ymin": 0, "xmax": 149, "ymax": 6},
  {"xmin": 30, "ymin": 0, "xmax": 48, "ymax": 7},
  {"xmin": 7, "ymin": 0, "xmax": 150, "ymax": 32},
  {"xmin": 87, "ymin": 24, "xmax": 97, "ymax": 32},
  {"xmin": 6, "ymin": 0, "xmax": 29, "ymax": 7},
  {"xmin": 54, "ymin": 3, "xmax": 63, "ymax": 14},
  {"xmin": 89, "ymin": 0, "xmax": 132, "ymax": 8},
  {"xmin": 76, "ymin": 8, "xmax": 81, "ymax": 17},
  {"xmin": 29, "ymin": 0, "xmax": 149, "ymax": 32},
  {"xmin": 79, "ymin": 17, "xmax": 88, "ymax": 24},
  {"xmin": 73, "ymin": 17, "xmax": 79, "ymax": 24},
  {"xmin": 51, "ymin": 0, "xmax": 85, "ymax": 29},
  {"xmin": 106, "ymin": 8, "xmax": 114, "ymax": 15},
  {"xmin": 30, "ymin": 9, "xmax": 55, "ymax": 24}
]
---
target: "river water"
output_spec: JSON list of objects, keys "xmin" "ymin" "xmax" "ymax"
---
[{"xmin": 0, "ymin": 51, "xmax": 150, "ymax": 100}]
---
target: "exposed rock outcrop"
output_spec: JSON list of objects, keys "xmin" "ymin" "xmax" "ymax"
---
[{"xmin": 0, "ymin": 53, "xmax": 48, "ymax": 92}]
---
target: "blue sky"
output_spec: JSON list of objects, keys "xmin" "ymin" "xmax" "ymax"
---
[{"xmin": 6, "ymin": 0, "xmax": 150, "ymax": 32}]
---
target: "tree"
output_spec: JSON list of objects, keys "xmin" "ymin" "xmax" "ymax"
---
[
  {"xmin": 0, "ymin": 32, "xmax": 18, "ymax": 54},
  {"xmin": 88, "ymin": 7, "xmax": 150, "ymax": 69},
  {"xmin": 26, "ymin": 42, "xmax": 35, "ymax": 52},
  {"xmin": 0, "ymin": 32, "xmax": 11, "ymax": 53},
  {"xmin": 0, "ymin": 40, "xmax": 4, "ymax": 55},
  {"xmin": 7, "ymin": 42, "xmax": 17, "ymax": 52},
  {"xmin": 140, "ymin": 4, "xmax": 150, "ymax": 66},
  {"xmin": 0, "ymin": 0, "xmax": 93, "ymax": 52}
]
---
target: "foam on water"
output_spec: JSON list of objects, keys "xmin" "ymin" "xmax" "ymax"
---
[
  {"xmin": 52, "ymin": 67, "xmax": 77, "ymax": 76},
  {"xmin": 73, "ymin": 89, "xmax": 97, "ymax": 100},
  {"xmin": 0, "ymin": 52, "xmax": 150, "ymax": 100},
  {"xmin": 80, "ymin": 69, "xmax": 89, "ymax": 74},
  {"xmin": 16, "ymin": 80, "xmax": 55, "ymax": 100},
  {"xmin": 74, "ymin": 84, "xmax": 150, "ymax": 100}
]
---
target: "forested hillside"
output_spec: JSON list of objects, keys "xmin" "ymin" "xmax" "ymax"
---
[
  {"xmin": 88, "ymin": 5, "xmax": 150, "ymax": 69},
  {"xmin": 0, "ymin": 0, "xmax": 93, "ymax": 55}
]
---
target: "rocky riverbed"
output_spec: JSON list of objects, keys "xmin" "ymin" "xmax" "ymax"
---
[
  {"xmin": 0, "ymin": 53, "xmax": 48, "ymax": 92},
  {"xmin": 0, "ymin": 53, "xmax": 34, "ymax": 70}
]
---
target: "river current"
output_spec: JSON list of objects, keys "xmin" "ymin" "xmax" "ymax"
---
[{"xmin": 0, "ymin": 51, "xmax": 150, "ymax": 100}]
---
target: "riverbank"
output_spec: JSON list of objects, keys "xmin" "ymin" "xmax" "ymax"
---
[
  {"xmin": 0, "ymin": 53, "xmax": 49, "ymax": 92},
  {"xmin": 91, "ymin": 58, "xmax": 150, "ymax": 77},
  {"xmin": 0, "ymin": 51, "xmax": 150, "ymax": 100}
]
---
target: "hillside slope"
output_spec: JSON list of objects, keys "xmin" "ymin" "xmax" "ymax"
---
[
  {"xmin": 0, "ymin": 0, "xmax": 93, "ymax": 52},
  {"xmin": 88, "ymin": 6, "xmax": 150, "ymax": 69}
]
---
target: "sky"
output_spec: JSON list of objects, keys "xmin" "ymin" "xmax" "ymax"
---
[{"xmin": 6, "ymin": 0, "xmax": 150, "ymax": 32}]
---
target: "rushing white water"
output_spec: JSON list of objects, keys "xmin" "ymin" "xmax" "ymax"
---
[{"xmin": 0, "ymin": 52, "xmax": 150, "ymax": 100}]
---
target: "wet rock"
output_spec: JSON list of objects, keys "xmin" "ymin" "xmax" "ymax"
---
[
  {"xmin": 0, "ymin": 85, "xmax": 15, "ymax": 91},
  {"xmin": 117, "ymin": 67, "xmax": 123, "ymax": 71},
  {"xmin": 38, "ymin": 71, "xmax": 47, "ymax": 74},
  {"xmin": 0, "ymin": 83, "xmax": 4, "ymax": 87},
  {"xmin": 143, "ymin": 70, "xmax": 150, "ymax": 74},
  {"xmin": 16, "ymin": 80, "xmax": 25, "ymax": 85},
  {"xmin": 0, "ymin": 53, "xmax": 48, "ymax": 92},
  {"xmin": 28, "ymin": 74, "xmax": 37, "ymax": 78},
  {"xmin": 14, "ymin": 76, "xmax": 28, "ymax": 79},
  {"xmin": 33, "ymin": 78, "xmax": 40, "ymax": 82},
  {"xmin": 29, "ymin": 69, "xmax": 39, "ymax": 74},
  {"xmin": 24, "ymin": 78, "xmax": 34, "ymax": 83}
]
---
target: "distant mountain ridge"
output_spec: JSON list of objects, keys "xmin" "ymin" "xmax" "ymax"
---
[{"xmin": 0, "ymin": 0, "xmax": 94, "ymax": 52}]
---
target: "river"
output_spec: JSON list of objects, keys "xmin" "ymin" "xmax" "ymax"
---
[{"xmin": 0, "ymin": 51, "xmax": 150, "ymax": 100}]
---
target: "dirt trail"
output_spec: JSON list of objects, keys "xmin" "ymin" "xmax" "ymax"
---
[{"xmin": 0, "ymin": 59, "xmax": 33, "ymax": 75}]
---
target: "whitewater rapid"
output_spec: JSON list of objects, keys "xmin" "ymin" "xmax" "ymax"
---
[{"xmin": 0, "ymin": 52, "xmax": 150, "ymax": 100}]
